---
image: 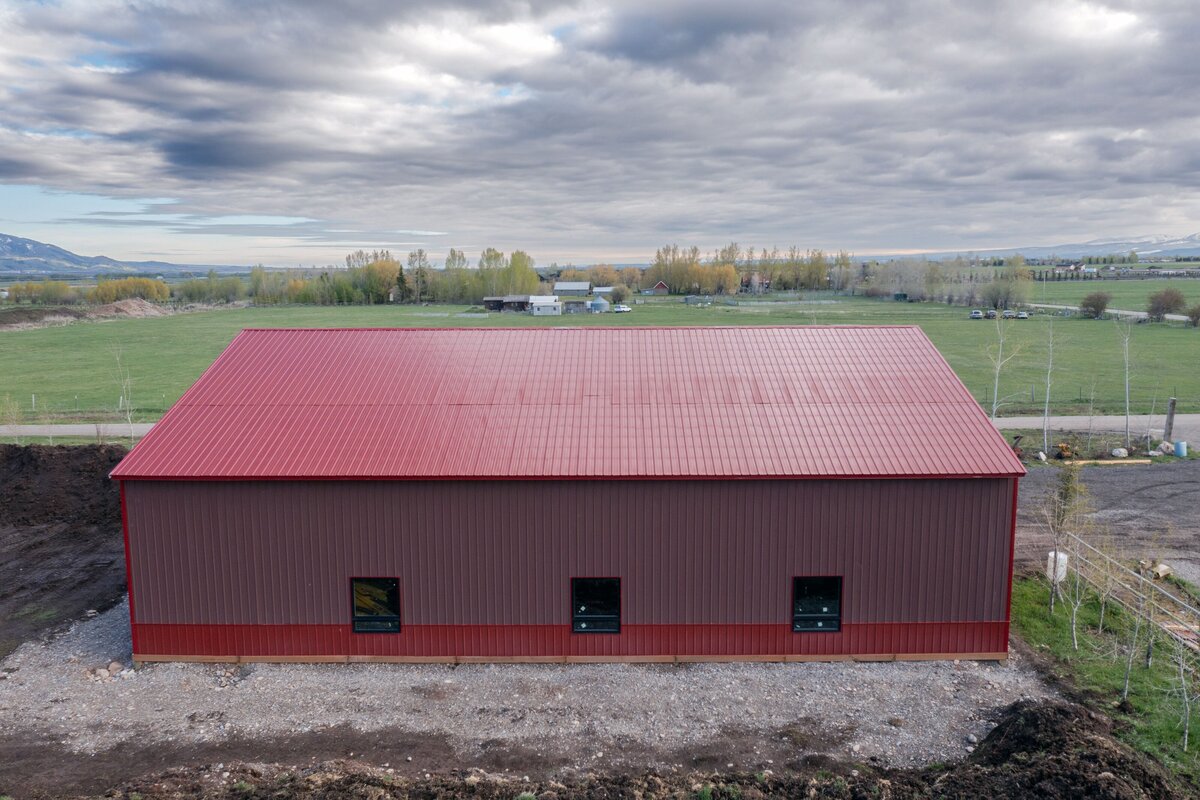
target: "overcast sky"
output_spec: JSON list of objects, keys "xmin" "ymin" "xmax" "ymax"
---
[{"xmin": 1, "ymin": 0, "xmax": 1198, "ymax": 266}]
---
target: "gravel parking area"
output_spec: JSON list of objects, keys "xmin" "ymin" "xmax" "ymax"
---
[{"xmin": 0, "ymin": 601, "xmax": 1054, "ymax": 776}]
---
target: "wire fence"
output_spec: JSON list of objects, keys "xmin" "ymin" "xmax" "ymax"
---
[{"xmin": 1060, "ymin": 531, "xmax": 1200, "ymax": 655}]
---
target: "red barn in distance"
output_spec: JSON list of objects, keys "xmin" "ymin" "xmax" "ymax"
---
[{"xmin": 111, "ymin": 326, "xmax": 1024, "ymax": 663}]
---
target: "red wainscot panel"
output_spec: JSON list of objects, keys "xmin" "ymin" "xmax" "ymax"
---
[{"xmin": 133, "ymin": 620, "xmax": 1009, "ymax": 663}]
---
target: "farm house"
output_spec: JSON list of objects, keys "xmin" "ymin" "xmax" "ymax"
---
[{"xmin": 111, "ymin": 326, "xmax": 1024, "ymax": 663}]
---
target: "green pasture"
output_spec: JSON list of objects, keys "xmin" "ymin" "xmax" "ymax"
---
[
  {"xmin": 1028, "ymin": 278, "xmax": 1200, "ymax": 311},
  {"xmin": 1, "ymin": 297, "xmax": 1197, "ymax": 421}
]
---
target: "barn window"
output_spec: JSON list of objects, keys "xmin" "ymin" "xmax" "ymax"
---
[
  {"xmin": 351, "ymin": 577, "xmax": 400, "ymax": 633},
  {"xmin": 572, "ymin": 577, "xmax": 620, "ymax": 633},
  {"xmin": 792, "ymin": 576, "xmax": 841, "ymax": 632}
]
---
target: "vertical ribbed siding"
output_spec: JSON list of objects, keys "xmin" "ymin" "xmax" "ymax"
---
[{"xmin": 124, "ymin": 476, "xmax": 1014, "ymax": 661}]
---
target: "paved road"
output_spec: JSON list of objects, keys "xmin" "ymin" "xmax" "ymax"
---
[
  {"xmin": 991, "ymin": 414, "xmax": 1200, "ymax": 444},
  {"xmin": 0, "ymin": 423, "xmax": 154, "ymax": 438},
  {"xmin": 1027, "ymin": 302, "xmax": 1189, "ymax": 323},
  {"xmin": 3, "ymin": 415, "xmax": 1197, "ymax": 444}
]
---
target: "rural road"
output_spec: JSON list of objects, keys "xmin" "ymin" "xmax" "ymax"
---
[
  {"xmin": 1027, "ymin": 302, "xmax": 1189, "ymax": 323},
  {"xmin": 4, "ymin": 415, "xmax": 1198, "ymax": 444},
  {"xmin": 991, "ymin": 414, "xmax": 1200, "ymax": 443},
  {"xmin": 0, "ymin": 423, "xmax": 154, "ymax": 438}
]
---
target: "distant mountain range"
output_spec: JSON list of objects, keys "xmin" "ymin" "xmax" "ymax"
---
[
  {"xmin": 5, "ymin": 231, "xmax": 1200, "ymax": 275},
  {"xmin": 0, "ymin": 233, "xmax": 242, "ymax": 275},
  {"xmin": 905, "ymin": 233, "xmax": 1200, "ymax": 261}
]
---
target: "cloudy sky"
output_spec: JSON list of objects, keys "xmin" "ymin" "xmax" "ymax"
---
[{"xmin": 1, "ymin": 0, "xmax": 1198, "ymax": 266}]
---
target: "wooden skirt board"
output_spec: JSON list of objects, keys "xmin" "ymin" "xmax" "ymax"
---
[{"xmin": 132, "ymin": 652, "xmax": 1009, "ymax": 664}]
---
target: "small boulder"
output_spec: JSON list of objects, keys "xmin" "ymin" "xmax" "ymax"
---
[
  {"xmin": 1111, "ymin": 448, "xmax": 1129, "ymax": 458},
  {"xmin": 1159, "ymin": 441, "xmax": 1175, "ymax": 455},
  {"xmin": 108, "ymin": 661, "xmax": 123, "ymax": 674},
  {"xmin": 96, "ymin": 668, "xmax": 110, "ymax": 679},
  {"xmin": 887, "ymin": 717, "xmax": 906, "ymax": 727}
]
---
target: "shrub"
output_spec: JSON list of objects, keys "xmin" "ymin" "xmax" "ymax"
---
[
  {"xmin": 88, "ymin": 277, "xmax": 169, "ymax": 304},
  {"xmin": 1079, "ymin": 291, "xmax": 1111, "ymax": 319},
  {"xmin": 1146, "ymin": 287, "xmax": 1186, "ymax": 321},
  {"xmin": 1187, "ymin": 304, "xmax": 1200, "ymax": 328}
]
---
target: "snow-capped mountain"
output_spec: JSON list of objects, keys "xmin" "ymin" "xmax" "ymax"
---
[{"xmin": 902, "ymin": 233, "xmax": 1200, "ymax": 261}]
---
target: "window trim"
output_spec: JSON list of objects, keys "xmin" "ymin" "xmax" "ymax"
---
[
  {"xmin": 350, "ymin": 576, "xmax": 401, "ymax": 634},
  {"xmin": 570, "ymin": 576, "xmax": 622, "ymax": 634},
  {"xmin": 791, "ymin": 575, "xmax": 842, "ymax": 633}
]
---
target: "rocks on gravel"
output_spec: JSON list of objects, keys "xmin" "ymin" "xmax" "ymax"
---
[{"xmin": 0, "ymin": 599, "xmax": 1057, "ymax": 772}]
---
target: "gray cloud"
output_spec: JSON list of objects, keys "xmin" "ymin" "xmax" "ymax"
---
[{"xmin": 2, "ymin": 0, "xmax": 1200, "ymax": 263}]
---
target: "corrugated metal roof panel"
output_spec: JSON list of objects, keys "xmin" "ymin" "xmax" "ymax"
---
[{"xmin": 111, "ymin": 326, "xmax": 1025, "ymax": 480}]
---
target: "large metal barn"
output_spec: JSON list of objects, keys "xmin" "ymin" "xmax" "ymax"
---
[{"xmin": 111, "ymin": 326, "xmax": 1024, "ymax": 663}]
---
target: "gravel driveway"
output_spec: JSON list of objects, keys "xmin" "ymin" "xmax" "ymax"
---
[{"xmin": 0, "ymin": 600, "xmax": 1054, "ymax": 779}]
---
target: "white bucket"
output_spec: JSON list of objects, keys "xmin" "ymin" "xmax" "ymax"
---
[{"xmin": 1047, "ymin": 550, "xmax": 1069, "ymax": 584}]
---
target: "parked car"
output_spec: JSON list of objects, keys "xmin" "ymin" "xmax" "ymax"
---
[
  {"xmin": 969, "ymin": 309, "xmax": 984, "ymax": 319},
  {"xmin": 1016, "ymin": 311, "xmax": 1029, "ymax": 320},
  {"xmin": 986, "ymin": 309, "xmax": 998, "ymax": 319},
  {"xmin": 613, "ymin": 304, "xmax": 632, "ymax": 313},
  {"xmin": 1001, "ymin": 309, "xmax": 1017, "ymax": 319}
]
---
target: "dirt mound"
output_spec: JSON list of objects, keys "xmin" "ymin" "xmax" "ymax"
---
[
  {"xmin": 0, "ymin": 305, "xmax": 89, "ymax": 328},
  {"xmin": 92, "ymin": 701, "xmax": 1189, "ymax": 800},
  {"xmin": 0, "ymin": 444, "xmax": 127, "ymax": 659},
  {"xmin": 936, "ymin": 699, "xmax": 1182, "ymax": 798},
  {"xmin": 0, "ymin": 444, "xmax": 125, "ymax": 526},
  {"xmin": 89, "ymin": 297, "xmax": 170, "ymax": 318}
]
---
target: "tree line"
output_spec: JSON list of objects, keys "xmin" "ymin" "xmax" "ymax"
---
[{"xmin": 4, "ymin": 244, "xmax": 1197, "ymax": 322}]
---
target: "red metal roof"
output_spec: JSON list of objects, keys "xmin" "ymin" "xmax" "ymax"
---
[{"xmin": 111, "ymin": 326, "xmax": 1025, "ymax": 480}]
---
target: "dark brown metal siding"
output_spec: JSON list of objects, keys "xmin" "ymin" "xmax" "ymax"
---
[{"xmin": 124, "ymin": 478, "xmax": 1014, "ymax": 628}]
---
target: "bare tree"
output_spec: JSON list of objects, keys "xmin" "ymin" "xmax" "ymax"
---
[
  {"xmin": 112, "ymin": 346, "xmax": 136, "ymax": 446},
  {"xmin": 1085, "ymin": 378, "xmax": 1098, "ymax": 455},
  {"xmin": 1042, "ymin": 317, "xmax": 1054, "ymax": 454},
  {"xmin": 1123, "ymin": 588, "xmax": 1146, "ymax": 702},
  {"xmin": 1044, "ymin": 464, "xmax": 1086, "ymax": 614},
  {"xmin": 1115, "ymin": 318, "xmax": 1133, "ymax": 449},
  {"xmin": 0, "ymin": 394, "xmax": 22, "ymax": 445},
  {"xmin": 988, "ymin": 316, "xmax": 1021, "ymax": 420},
  {"xmin": 1170, "ymin": 637, "xmax": 1195, "ymax": 752},
  {"xmin": 1066, "ymin": 532, "xmax": 1088, "ymax": 649},
  {"xmin": 1093, "ymin": 534, "xmax": 1120, "ymax": 634}
]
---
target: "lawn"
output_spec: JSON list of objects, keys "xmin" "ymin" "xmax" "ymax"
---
[
  {"xmin": 1010, "ymin": 577, "xmax": 1200, "ymax": 785},
  {"xmin": 1029, "ymin": 278, "xmax": 1200, "ymax": 311},
  {"xmin": 1, "ymin": 297, "xmax": 1198, "ymax": 421}
]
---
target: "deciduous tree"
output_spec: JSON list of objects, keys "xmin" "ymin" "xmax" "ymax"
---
[
  {"xmin": 1080, "ymin": 291, "xmax": 1111, "ymax": 318},
  {"xmin": 1147, "ymin": 287, "xmax": 1186, "ymax": 321}
]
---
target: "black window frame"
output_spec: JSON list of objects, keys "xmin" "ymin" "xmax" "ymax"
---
[
  {"xmin": 351, "ymin": 576, "xmax": 401, "ymax": 634},
  {"xmin": 792, "ymin": 576, "xmax": 842, "ymax": 633},
  {"xmin": 571, "ymin": 577, "xmax": 621, "ymax": 633}
]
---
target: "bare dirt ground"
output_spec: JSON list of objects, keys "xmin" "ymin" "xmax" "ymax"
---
[
  {"xmin": 0, "ymin": 444, "xmax": 127, "ymax": 658},
  {"xmin": 0, "ymin": 298, "xmax": 219, "ymax": 331},
  {"xmin": 1, "ymin": 445, "xmax": 1197, "ymax": 798},
  {"xmin": 1017, "ymin": 458, "xmax": 1200, "ymax": 583},
  {"xmin": 0, "ymin": 598, "xmax": 1053, "ymax": 796},
  {"xmin": 98, "ymin": 701, "xmax": 1187, "ymax": 800}
]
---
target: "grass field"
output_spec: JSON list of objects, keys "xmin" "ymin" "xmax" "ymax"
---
[
  {"xmin": 1029, "ymin": 278, "xmax": 1200, "ymax": 311},
  {"xmin": 1, "ymin": 297, "xmax": 1198, "ymax": 421}
]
